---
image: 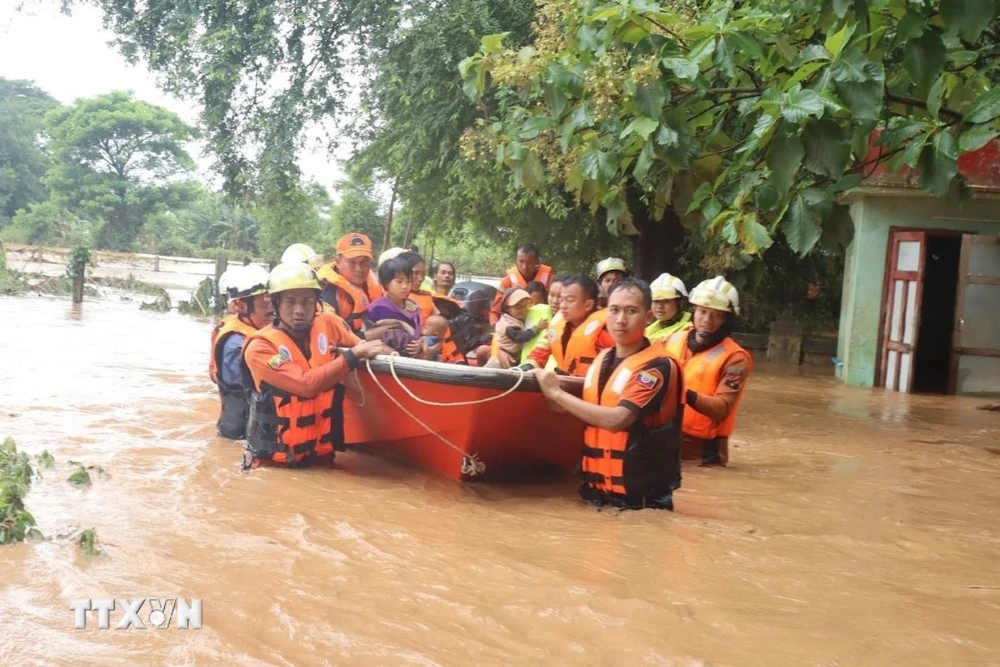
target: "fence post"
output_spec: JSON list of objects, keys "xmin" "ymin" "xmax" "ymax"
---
[{"xmin": 767, "ymin": 309, "xmax": 803, "ymax": 364}]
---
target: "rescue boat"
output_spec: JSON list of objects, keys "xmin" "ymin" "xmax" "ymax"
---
[{"xmin": 343, "ymin": 355, "xmax": 584, "ymax": 481}]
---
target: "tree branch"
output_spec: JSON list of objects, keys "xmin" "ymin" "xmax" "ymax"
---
[{"xmin": 886, "ymin": 93, "xmax": 963, "ymax": 121}]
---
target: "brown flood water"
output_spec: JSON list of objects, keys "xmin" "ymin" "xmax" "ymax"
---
[{"xmin": 2, "ymin": 294, "xmax": 999, "ymax": 666}]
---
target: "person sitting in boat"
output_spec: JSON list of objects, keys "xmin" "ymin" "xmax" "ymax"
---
[
  {"xmin": 596, "ymin": 257, "xmax": 629, "ymax": 308},
  {"xmin": 526, "ymin": 280, "xmax": 547, "ymax": 306},
  {"xmin": 241, "ymin": 262, "xmax": 389, "ymax": 469},
  {"xmin": 534, "ymin": 278, "xmax": 683, "ymax": 511},
  {"xmin": 521, "ymin": 275, "xmax": 565, "ymax": 369},
  {"xmin": 432, "ymin": 261, "xmax": 456, "ymax": 296},
  {"xmin": 486, "ymin": 288, "xmax": 546, "ymax": 369},
  {"xmin": 366, "ymin": 256, "xmax": 441, "ymax": 359},
  {"xmin": 645, "ymin": 273, "xmax": 691, "ymax": 342},
  {"xmin": 421, "ymin": 314, "xmax": 450, "ymax": 362},
  {"xmin": 661, "ymin": 276, "xmax": 752, "ymax": 467},
  {"xmin": 210, "ymin": 265, "xmax": 274, "ymax": 440},
  {"xmin": 316, "ymin": 232, "xmax": 384, "ymax": 338},
  {"xmin": 489, "ymin": 243, "xmax": 554, "ymax": 325},
  {"xmin": 520, "ymin": 276, "xmax": 613, "ymax": 378}
]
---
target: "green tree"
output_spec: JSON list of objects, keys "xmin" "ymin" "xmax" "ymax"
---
[
  {"xmin": 328, "ymin": 178, "xmax": 385, "ymax": 254},
  {"xmin": 0, "ymin": 78, "xmax": 59, "ymax": 222},
  {"xmin": 461, "ymin": 0, "xmax": 1000, "ymax": 276},
  {"xmin": 43, "ymin": 91, "xmax": 198, "ymax": 250},
  {"xmin": 1, "ymin": 201, "xmax": 93, "ymax": 247}
]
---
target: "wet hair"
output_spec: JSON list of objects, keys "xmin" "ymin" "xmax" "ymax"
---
[
  {"xmin": 397, "ymin": 251, "xmax": 426, "ymax": 279},
  {"xmin": 608, "ymin": 277, "xmax": 652, "ymax": 310},
  {"xmin": 433, "ymin": 261, "xmax": 455, "ymax": 275},
  {"xmin": 516, "ymin": 243, "xmax": 540, "ymax": 258},
  {"xmin": 549, "ymin": 274, "xmax": 567, "ymax": 288},
  {"xmin": 525, "ymin": 280, "xmax": 547, "ymax": 297},
  {"xmin": 560, "ymin": 275, "xmax": 599, "ymax": 304},
  {"xmin": 378, "ymin": 257, "xmax": 412, "ymax": 286}
]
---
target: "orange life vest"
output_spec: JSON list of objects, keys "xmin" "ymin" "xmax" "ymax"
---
[
  {"xmin": 439, "ymin": 333, "xmax": 467, "ymax": 364},
  {"xmin": 548, "ymin": 309, "xmax": 608, "ymax": 377},
  {"xmin": 317, "ymin": 266, "xmax": 382, "ymax": 334},
  {"xmin": 209, "ymin": 314, "xmax": 257, "ymax": 384},
  {"xmin": 210, "ymin": 314, "xmax": 259, "ymax": 439},
  {"xmin": 580, "ymin": 345, "xmax": 683, "ymax": 506},
  {"xmin": 242, "ymin": 316, "xmax": 348, "ymax": 466},
  {"xmin": 663, "ymin": 329, "xmax": 751, "ymax": 441},
  {"xmin": 505, "ymin": 264, "xmax": 553, "ymax": 289}
]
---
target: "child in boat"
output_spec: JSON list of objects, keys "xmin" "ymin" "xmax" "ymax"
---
[
  {"xmin": 421, "ymin": 314, "xmax": 450, "ymax": 362},
  {"xmin": 526, "ymin": 280, "xmax": 547, "ymax": 306},
  {"xmin": 486, "ymin": 288, "xmax": 547, "ymax": 369},
  {"xmin": 366, "ymin": 256, "xmax": 429, "ymax": 358}
]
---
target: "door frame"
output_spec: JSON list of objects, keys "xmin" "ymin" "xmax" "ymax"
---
[
  {"xmin": 874, "ymin": 227, "xmax": 970, "ymax": 390},
  {"xmin": 949, "ymin": 234, "xmax": 1000, "ymax": 394}
]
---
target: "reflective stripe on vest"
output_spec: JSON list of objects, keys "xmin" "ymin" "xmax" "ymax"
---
[
  {"xmin": 664, "ymin": 330, "xmax": 749, "ymax": 440},
  {"xmin": 549, "ymin": 309, "xmax": 607, "ymax": 377},
  {"xmin": 317, "ymin": 267, "xmax": 382, "ymax": 334},
  {"xmin": 210, "ymin": 314, "xmax": 257, "ymax": 384},
  {"xmin": 579, "ymin": 346, "xmax": 683, "ymax": 498},
  {"xmin": 243, "ymin": 316, "xmax": 347, "ymax": 465}
]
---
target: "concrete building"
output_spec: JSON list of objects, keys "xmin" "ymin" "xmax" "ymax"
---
[{"xmin": 836, "ymin": 141, "xmax": 1000, "ymax": 396}]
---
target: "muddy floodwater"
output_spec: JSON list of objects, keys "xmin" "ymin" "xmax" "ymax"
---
[{"xmin": 1, "ymin": 294, "xmax": 999, "ymax": 666}]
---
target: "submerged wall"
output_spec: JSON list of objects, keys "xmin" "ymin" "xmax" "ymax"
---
[{"xmin": 836, "ymin": 193, "xmax": 1000, "ymax": 387}]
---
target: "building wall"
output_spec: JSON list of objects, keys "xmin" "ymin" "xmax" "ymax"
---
[{"xmin": 836, "ymin": 193, "xmax": 1000, "ymax": 387}]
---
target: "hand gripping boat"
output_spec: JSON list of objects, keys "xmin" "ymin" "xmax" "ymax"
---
[{"xmin": 343, "ymin": 355, "xmax": 584, "ymax": 481}]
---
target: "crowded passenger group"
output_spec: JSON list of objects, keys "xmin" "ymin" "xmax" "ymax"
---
[{"xmin": 210, "ymin": 232, "xmax": 752, "ymax": 511}]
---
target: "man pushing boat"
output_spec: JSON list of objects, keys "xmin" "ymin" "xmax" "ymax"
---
[{"xmin": 533, "ymin": 278, "xmax": 683, "ymax": 511}]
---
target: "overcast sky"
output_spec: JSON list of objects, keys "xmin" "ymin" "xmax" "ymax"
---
[{"xmin": 0, "ymin": 2, "xmax": 348, "ymax": 192}]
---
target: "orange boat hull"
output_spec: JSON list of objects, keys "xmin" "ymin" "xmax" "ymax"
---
[{"xmin": 343, "ymin": 364, "xmax": 583, "ymax": 482}]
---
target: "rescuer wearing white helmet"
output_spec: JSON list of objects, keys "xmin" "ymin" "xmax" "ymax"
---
[
  {"xmin": 281, "ymin": 243, "xmax": 324, "ymax": 270},
  {"xmin": 218, "ymin": 267, "xmax": 239, "ymax": 314},
  {"xmin": 240, "ymin": 262, "xmax": 389, "ymax": 469},
  {"xmin": 645, "ymin": 273, "xmax": 691, "ymax": 342},
  {"xmin": 209, "ymin": 264, "xmax": 274, "ymax": 439},
  {"xmin": 596, "ymin": 257, "xmax": 630, "ymax": 305},
  {"xmin": 661, "ymin": 275, "xmax": 752, "ymax": 466}
]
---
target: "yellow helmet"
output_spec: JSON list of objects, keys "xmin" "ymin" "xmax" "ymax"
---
[
  {"xmin": 689, "ymin": 276, "xmax": 740, "ymax": 315},
  {"xmin": 650, "ymin": 273, "xmax": 688, "ymax": 301},
  {"xmin": 280, "ymin": 243, "xmax": 324, "ymax": 270},
  {"xmin": 230, "ymin": 264, "xmax": 270, "ymax": 300},
  {"xmin": 268, "ymin": 262, "xmax": 321, "ymax": 294},
  {"xmin": 596, "ymin": 257, "xmax": 629, "ymax": 280}
]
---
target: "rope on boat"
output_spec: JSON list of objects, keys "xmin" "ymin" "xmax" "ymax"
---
[
  {"xmin": 383, "ymin": 353, "xmax": 527, "ymax": 406},
  {"xmin": 363, "ymin": 358, "xmax": 488, "ymax": 477}
]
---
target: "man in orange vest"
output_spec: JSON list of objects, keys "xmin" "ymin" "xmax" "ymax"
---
[
  {"xmin": 520, "ymin": 276, "xmax": 613, "ymax": 377},
  {"xmin": 316, "ymin": 232, "xmax": 388, "ymax": 338},
  {"xmin": 242, "ymin": 262, "xmax": 390, "ymax": 469},
  {"xmin": 662, "ymin": 276, "xmax": 752, "ymax": 466},
  {"xmin": 209, "ymin": 265, "xmax": 273, "ymax": 439},
  {"xmin": 534, "ymin": 278, "xmax": 683, "ymax": 510},
  {"xmin": 489, "ymin": 243, "xmax": 554, "ymax": 325}
]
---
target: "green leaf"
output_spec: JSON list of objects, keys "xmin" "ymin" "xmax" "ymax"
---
[
  {"xmin": 741, "ymin": 213, "xmax": 774, "ymax": 254},
  {"xmin": 918, "ymin": 130, "xmax": 959, "ymax": 196},
  {"xmin": 927, "ymin": 75, "xmax": 945, "ymax": 121},
  {"xmin": 519, "ymin": 116, "xmax": 553, "ymax": 141},
  {"xmin": 903, "ymin": 32, "xmax": 946, "ymax": 91},
  {"xmin": 481, "ymin": 33, "xmax": 506, "ymax": 54},
  {"xmin": 949, "ymin": 51, "xmax": 978, "ymax": 67},
  {"xmin": 941, "ymin": 0, "xmax": 995, "ymax": 42},
  {"xmin": 895, "ymin": 12, "xmax": 924, "ymax": 43},
  {"xmin": 514, "ymin": 151, "xmax": 545, "ymax": 191},
  {"xmin": 688, "ymin": 38, "xmax": 716, "ymax": 64},
  {"xmin": 634, "ymin": 84, "xmax": 667, "ymax": 118},
  {"xmin": 655, "ymin": 125, "xmax": 679, "ymax": 146},
  {"xmin": 581, "ymin": 146, "xmax": 618, "ymax": 183},
  {"xmin": 781, "ymin": 86, "xmax": 825, "ymax": 123},
  {"xmin": 702, "ymin": 198, "xmax": 722, "ymax": 224},
  {"xmin": 887, "ymin": 132, "xmax": 929, "ymax": 171},
  {"xmin": 621, "ymin": 116, "xmax": 659, "ymax": 140},
  {"xmin": 754, "ymin": 181, "xmax": 781, "ymax": 211},
  {"xmin": 661, "ymin": 57, "xmax": 699, "ymax": 81},
  {"xmin": 687, "ymin": 182, "xmax": 713, "ymax": 213},
  {"xmin": 600, "ymin": 186, "xmax": 620, "ymax": 206},
  {"xmin": 958, "ymin": 124, "xmax": 998, "ymax": 152},
  {"xmin": 543, "ymin": 85, "xmax": 568, "ymax": 118},
  {"xmin": 879, "ymin": 120, "xmax": 928, "ymax": 149},
  {"xmin": 830, "ymin": 47, "xmax": 871, "ymax": 84},
  {"xmin": 783, "ymin": 61, "xmax": 828, "ymax": 91},
  {"xmin": 633, "ymin": 142, "xmax": 655, "ymax": 182},
  {"xmin": 963, "ymin": 88, "xmax": 1000, "ymax": 125},
  {"xmin": 782, "ymin": 193, "xmax": 823, "ymax": 256},
  {"xmin": 825, "ymin": 22, "xmax": 856, "ymax": 58},
  {"xmin": 802, "ymin": 119, "xmax": 851, "ymax": 178},
  {"xmin": 714, "ymin": 36, "xmax": 736, "ymax": 77},
  {"xmin": 767, "ymin": 131, "xmax": 805, "ymax": 194},
  {"xmin": 722, "ymin": 213, "xmax": 739, "ymax": 244},
  {"xmin": 832, "ymin": 0, "xmax": 852, "ymax": 18},
  {"xmin": 834, "ymin": 61, "xmax": 884, "ymax": 121}
]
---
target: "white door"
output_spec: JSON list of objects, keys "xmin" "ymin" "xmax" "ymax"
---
[
  {"xmin": 951, "ymin": 235, "xmax": 1000, "ymax": 395},
  {"xmin": 879, "ymin": 231, "xmax": 925, "ymax": 392}
]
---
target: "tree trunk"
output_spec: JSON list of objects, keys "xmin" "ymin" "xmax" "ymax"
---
[
  {"xmin": 383, "ymin": 182, "xmax": 397, "ymax": 251},
  {"xmin": 72, "ymin": 276, "xmax": 84, "ymax": 303},
  {"xmin": 626, "ymin": 186, "xmax": 684, "ymax": 281},
  {"xmin": 402, "ymin": 215, "xmax": 416, "ymax": 249}
]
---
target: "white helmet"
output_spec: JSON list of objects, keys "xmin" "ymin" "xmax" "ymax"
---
[
  {"xmin": 650, "ymin": 273, "xmax": 688, "ymax": 301},
  {"xmin": 378, "ymin": 246, "xmax": 406, "ymax": 266},
  {"xmin": 596, "ymin": 257, "xmax": 629, "ymax": 280},
  {"xmin": 230, "ymin": 264, "xmax": 270, "ymax": 300},
  {"xmin": 689, "ymin": 276, "xmax": 740, "ymax": 315},
  {"xmin": 281, "ymin": 243, "xmax": 324, "ymax": 269},
  {"xmin": 218, "ymin": 268, "xmax": 236, "ymax": 296}
]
